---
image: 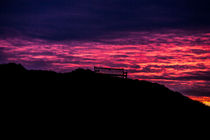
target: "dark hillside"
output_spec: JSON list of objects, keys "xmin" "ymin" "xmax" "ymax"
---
[
  {"xmin": 1, "ymin": 63, "xmax": 209, "ymax": 135},
  {"xmin": 1, "ymin": 63, "xmax": 209, "ymax": 112}
]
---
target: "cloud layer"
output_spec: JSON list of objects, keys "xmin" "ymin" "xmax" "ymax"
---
[
  {"xmin": 0, "ymin": 0, "xmax": 210, "ymax": 104},
  {"xmin": 1, "ymin": 0, "xmax": 210, "ymax": 41},
  {"xmin": 0, "ymin": 30, "xmax": 210, "ymax": 98}
]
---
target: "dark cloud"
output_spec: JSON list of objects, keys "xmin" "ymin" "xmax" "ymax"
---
[
  {"xmin": 156, "ymin": 56, "xmax": 175, "ymax": 60},
  {"xmin": 181, "ymin": 71, "xmax": 210, "ymax": 81},
  {"xmin": 136, "ymin": 70, "xmax": 210, "ymax": 81},
  {"xmin": 111, "ymin": 55, "xmax": 129, "ymax": 58},
  {"xmin": 190, "ymin": 49, "xmax": 210, "ymax": 55},
  {"xmin": 129, "ymin": 64, "xmax": 207, "ymax": 74},
  {"xmin": 194, "ymin": 56, "xmax": 210, "ymax": 60},
  {"xmin": 163, "ymin": 64, "xmax": 207, "ymax": 70},
  {"xmin": 22, "ymin": 60, "xmax": 52, "ymax": 70},
  {"xmin": 0, "ymin": 47, "xmax": 17, "ymax": 64},
  {"xmin": 183, "ymin": 89, "xmax": 210, "ymax": 96},
  {"xmin": 1, "ymin": 0, "xmax": 210, "ymax": 41},
  {"xmin": 0, "ymin": 48, "xmax": 7, "ymax": 63},
  {"xmin": 139, "ymin": 65, "xmax": 163, "ymax": 73}
]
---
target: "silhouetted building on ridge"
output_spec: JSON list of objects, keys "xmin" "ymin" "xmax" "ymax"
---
[{"xmin": 94, "ymin": 66, "xmax": 127, "ymax": 79}]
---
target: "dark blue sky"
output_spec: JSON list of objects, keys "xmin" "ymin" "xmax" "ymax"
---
[{"xmin": 1, "ymin": 0, "xmax": 210, "ymax": 41}]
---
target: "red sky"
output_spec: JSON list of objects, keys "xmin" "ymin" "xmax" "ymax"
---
[
  {"xmin": 0, "ymin": 29, "xmax": 209, "ymax": 106},
  {"xmin": 1, "ymin": 0, "xmax": 210, "ymax": 106},
  {"xmin": 188, "ymin": 96, "xmax": 210, "ymax": 106}
]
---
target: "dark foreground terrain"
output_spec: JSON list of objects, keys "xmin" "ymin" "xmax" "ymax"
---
[{"xmin": 1, "ymin": 63, "xmax": 209, "ymax": 137}]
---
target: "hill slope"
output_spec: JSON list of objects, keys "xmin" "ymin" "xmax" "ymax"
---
[
  {"xmin": 1, "ymin": 63, "xmax": 210, "ymax": 132},
  {"xmin": 1, "ymin": 63, "xmax": 209, "ymax": 110}
]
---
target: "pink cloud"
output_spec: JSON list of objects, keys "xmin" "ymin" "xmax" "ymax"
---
[{"xmin": 0, "ymin": 29, "xmax": 210, "ymax": 98}]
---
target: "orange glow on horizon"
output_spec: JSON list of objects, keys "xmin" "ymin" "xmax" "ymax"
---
[{"xmin": 187, "ymin": 96, "xmax": 210, "ymax": 106}]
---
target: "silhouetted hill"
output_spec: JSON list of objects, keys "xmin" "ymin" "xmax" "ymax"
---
[{"xmin": 1, "ymin": 63, "xmax": 209, "ymax": 136}]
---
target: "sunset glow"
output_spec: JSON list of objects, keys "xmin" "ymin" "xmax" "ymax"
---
[
  {"xmin": 0, "ymin": 30, "xmax": 210, "ymax": 105},
  {"xmin": 188, "ymin": 96, "xmax": 210, "ymax": 106},
  {"xmin": 0, "ymin": 0, "xmax": 210, "ymax": 105}
]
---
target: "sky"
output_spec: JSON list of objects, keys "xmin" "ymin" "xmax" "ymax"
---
[{"xmin": 0, "ymin": 0, "xmax": 210, "ymax": 105}]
